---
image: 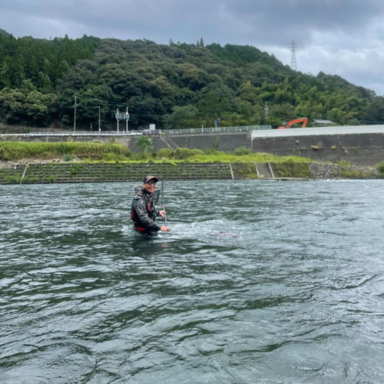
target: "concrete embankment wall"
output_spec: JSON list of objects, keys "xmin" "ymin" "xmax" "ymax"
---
[
  {"xmin": 252, "ymin": 133, "xmax": 384, "ymax": 166},
  {"xmin": 126, "ymin": 133, "xmax": 251, "ymax": 153},
  {"xmin": 159, "ymin": 133, "xmax": 251, "ymax": 151},
  {"xmin": 0, "ymin": 162, "xmax": 379, "ymax": 185},
  {"xmin": 0, "ymin": 132, "xmax": 251, "ymax": 153},
  {"xmin": 0, "ymin": 163, "xmax": 232, "ymax": 185},
  {"xmin": 2, "ymin": 129, "xmax": 384, "ymax": 165}
]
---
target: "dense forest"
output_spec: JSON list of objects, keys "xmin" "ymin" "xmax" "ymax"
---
[{"xmin": 1, "ymin": 30, "xmax": 384, "ymax": 130}]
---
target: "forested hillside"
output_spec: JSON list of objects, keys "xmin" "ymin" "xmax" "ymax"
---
[
  {"xmin": 1, "ymin": 31, "xmax": 384, "ymax": 129},
  {"xmin": 0, "ymin": 29, "xmax": 9, "ymax": 37}
]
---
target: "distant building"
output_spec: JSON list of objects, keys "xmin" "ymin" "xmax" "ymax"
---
[{"xmin": 313, "ymin": 119, "xmax": 336, "ymax": 126}]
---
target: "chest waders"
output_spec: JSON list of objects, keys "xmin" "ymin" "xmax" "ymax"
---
[{"xmin": 131, "ymin": 186, "xmax": 160, "ymax": 235}]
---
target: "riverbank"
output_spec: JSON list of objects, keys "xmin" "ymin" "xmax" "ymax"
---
[
  {"xmin": 0, "ymin": 161, "xmax": 380, "ymax": 185},
  {"xmin": 0, "ymin": 141, "xmax": 382, "ymax": 183}
]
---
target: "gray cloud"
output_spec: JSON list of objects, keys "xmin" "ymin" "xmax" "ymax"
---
[{"xmin": 1, "ymin": 0, "xmax": 384, "ymax": 94}]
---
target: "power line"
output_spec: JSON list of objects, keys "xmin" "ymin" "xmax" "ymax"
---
[{"xmin": 290, "ymin": 40, "xmax": 297, "ymax": 71}]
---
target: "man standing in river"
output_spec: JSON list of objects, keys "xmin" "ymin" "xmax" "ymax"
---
[{"xmin": 131, "ymin": 175, "xmax": 170, "ymax": 236}]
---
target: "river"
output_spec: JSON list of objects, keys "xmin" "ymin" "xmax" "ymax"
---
[{"xmin": 1, "ymin": 180, "xmax": 384, "ymax": 383}]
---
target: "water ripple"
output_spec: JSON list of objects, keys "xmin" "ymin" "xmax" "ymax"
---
[{"xmin": 1, "ymin": 180, "xmax": 384, "ymax": 383}]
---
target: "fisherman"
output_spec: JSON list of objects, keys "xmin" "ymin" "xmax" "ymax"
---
[{"xmin": 131, "ymin": 175, "xmax": 170, "ymax": 236}]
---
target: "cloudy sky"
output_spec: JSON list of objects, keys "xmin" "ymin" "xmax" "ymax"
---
[{"xmin": 1, "ymin": 0, "xmax": 384, "ymax": 95}]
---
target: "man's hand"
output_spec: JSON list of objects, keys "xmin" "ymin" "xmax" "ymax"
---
[
  {"xmin": 159, "ymin": 210, "xmax": 166, "ymax": 218},
  {"xmin": 160, "ymin": 226, "xmax": 170, "ymax": 232}
]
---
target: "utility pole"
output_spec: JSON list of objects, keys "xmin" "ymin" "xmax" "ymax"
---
[
  {"xmin": 74, "ymin": 96, "xmax": 77, "ymax": 132},
  {"xmin": 264, "ymin": 101, "xmax": 269, "ymax": 122},
  {"xmin": 290, "ymin": 40, "xmax": 297, "ymax": 71},
  {"xmin": 116, "ymin": 108, "xmax": 120, "ymax": 133},
  {"xmin": 98, "ymin": 106, "xmax": 101, "ymax": 133},
  {"xmin": 126, "ymin": 107, "xmax": 129, "ymax": 133}
]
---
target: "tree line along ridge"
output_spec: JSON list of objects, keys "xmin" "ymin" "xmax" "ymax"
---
[{"xmin": 0, "ymin": 31, "xmax": 383, "ymax": 130}]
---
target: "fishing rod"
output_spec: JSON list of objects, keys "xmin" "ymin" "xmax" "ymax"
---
[{"xmin": 161, "ymin": 178, "xmax": 168, "ymax": 226}]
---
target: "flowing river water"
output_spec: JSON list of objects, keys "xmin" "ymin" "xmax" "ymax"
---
[{"xmin": 1, "ymin": 180, "xmax": 384, "ymax": 384}]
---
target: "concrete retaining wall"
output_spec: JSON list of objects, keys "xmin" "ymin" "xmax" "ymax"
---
[
  {"xmin": 164, "ymin": 133, "xmax": 251, "ymax": 151},
  {"xmin": 0, "ymin": 162, "xmax": 379, "ymax": 185},
  {"xmin": 0, "ymin": 163, "xmax": 232, "ymax": 185},
  {"xmin": 2, "ymin": 130, "xmax": 384, "ymax": 165},
  {"xmin": 252, "ymin": 133, "xmax": 384, "ymax": 166}
]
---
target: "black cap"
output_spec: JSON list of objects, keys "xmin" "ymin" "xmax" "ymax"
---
[{"xmin": 143, "ymin": 175, "xmax": 158, "ymax": 184}]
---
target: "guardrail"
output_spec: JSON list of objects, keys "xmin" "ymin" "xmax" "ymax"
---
[
  {"xmin": 0, "ymin": 125, "xmax": 272, "ymax": 137},
  {"xmin": 0, "ymin": 131, "xmax": 143, "ymax": 137},
  {"xmin": 162, "ymin": 125, "xmax": 271, "ymax": 135}
]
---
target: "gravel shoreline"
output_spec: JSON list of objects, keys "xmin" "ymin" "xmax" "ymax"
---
[{"xmin": 309, "ymin": 163, "xmax": 379, "ymax": 179}]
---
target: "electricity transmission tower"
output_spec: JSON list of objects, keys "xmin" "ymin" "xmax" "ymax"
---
[{"xmin": 290, "ymin": 40, "xmax": 297, "ymax": 71}]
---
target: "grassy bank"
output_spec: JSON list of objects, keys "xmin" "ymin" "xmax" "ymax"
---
[
  {"xmin": 0, "ymin": 142, "xmax": 313, "ymax": 164},
  {"xmin": 1, "ymin": 143, "xmax": 382, "ymax": 178},
  {"xmin": 0, "ymin": 141, "xmax": 130, "ymax": 161}
]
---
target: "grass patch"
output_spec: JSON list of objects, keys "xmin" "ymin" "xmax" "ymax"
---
[
  {"xmin": 339, "ymin": 170, "xmax": 372, "ymax": 179},
  {"xmin": 0, "ymin": 142, "xmax": 131, "ymax": 161},
  {"xmin": 5, "ymin": 175, "xmax": 21, "ymax": 183},
  {"xmin": 0, "ymin": 144, "xmax": 315, "ymax": 170},
  {"xmin": 233, "ymin": 147, "xmax": 252, "ymax": 156},
  {"xmin": 70, "ymin": 164, "xmax": 84, "ymax": 176},
  {"xmin": 336, "ymin": 160, "xmax": 352, "ymax": 166},
  {"xmin": 47, "ymin": 175, "xmax": 57, "ymax": 183},
  {"xmin": 231, "ymin": 163, "xmax": 258, "ymax": 179},
  {"xmin": 377, "ymin": 160, "xmax": 384, "ymax": 177},
  {"xmin": 273, "ymin": 162, "xmax": 312, "ymax": 178}
]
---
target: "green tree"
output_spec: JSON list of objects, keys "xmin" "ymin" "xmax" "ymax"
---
[
  {"xmin": 135, "ymin": 135, "xmax": 153, "ymax": 153},
  {"xmin": 0, "ymin": 88, "xmax": 25, "ymax": 123},
  {"xmin": 1, "ymin": 33, "xmax": 384, "ymax": 129},
  {"xmin": 163, "ymin": 105, "xmax": 198, "ymax": 129}
]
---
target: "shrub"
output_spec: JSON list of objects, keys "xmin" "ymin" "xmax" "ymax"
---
[
  {"xmin": 173, "ymin": 148, "xmax": 195, "ymax": 159},
  {"xmin": 47, "ymin": 175, "xmax": 57, "ymax": 183},
  {"xmin": 233, "ymin": 147, "xmax": 252, "ymax": 156},
  {"xmin": 378, "ymin": 160, "xmax": 384, "ymax": 175},
  {"xmin": 64, "ymin": 154, "xmax": 74, "ymax": 162},
  {"xmin": 102, "ymin": 153, "xmax": 117, "ymax": 161},
  {"xmin": 157, "ymin": 148, "xmax": 172, "ymax": 158},
  {"xmin": 204, "ymin": 148, "xmax": 215, "ymax": 155},
  {"xmin": 135, "ymin": 136, "xmax": 153, "ymax": 153},
  {"xmin": 5, "ymin": 175, "xmax": 21, "ymax": 183},
  {"xmin": 191, "ymin": 149, "xmax": 203, "ymax": 156},
  {"xmin": 70, "ymin": 164, "xmax": 83, "ymax": 175},
  {"xmin": 214, "ymin": 136, "xmax": 219, "ymax": 150}
]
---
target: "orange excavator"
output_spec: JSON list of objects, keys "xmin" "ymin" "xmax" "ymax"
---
[{"xmin": 278, "ymin": 117, "xmax": 308, "ymax": 129}]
